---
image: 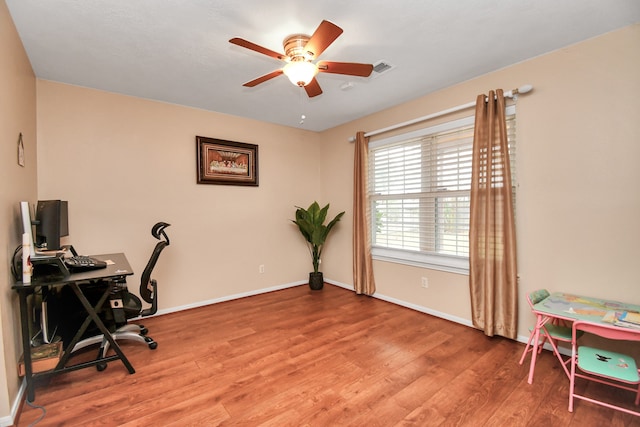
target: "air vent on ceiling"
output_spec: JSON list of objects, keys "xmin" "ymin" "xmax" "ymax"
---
[{"xmin": 370, "ymin": 60, "xmax": 395, "ymax": 79}]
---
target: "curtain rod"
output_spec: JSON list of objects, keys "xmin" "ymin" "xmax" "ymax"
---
[{"xmin": 348, "ymin": 84, "xmax": 533, "ymax": 142}]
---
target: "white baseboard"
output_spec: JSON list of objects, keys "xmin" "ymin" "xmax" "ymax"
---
[
  {"xmin": 6, "ymin": 382, "xmax": 25, "ymax": 427},
  {"xmin": 153, "ymin": 280, "xmax": 308, "ymax": 317},
  {"xmin": 326, "ymin": 278, "xmax": 474, "ymax": 327},
  {"xmin": 0, "ymin": 414, "xmax": 14, "ymax": 427}
]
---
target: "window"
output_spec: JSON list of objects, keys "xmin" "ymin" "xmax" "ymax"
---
[{"xmin": 368, "ymin": 106, "xmax": 516, "ymax": 274}]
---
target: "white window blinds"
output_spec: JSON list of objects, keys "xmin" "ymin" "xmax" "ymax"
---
[{"xmin": 368, "ymin": 106, "xmax": 516, "ymax": 274}]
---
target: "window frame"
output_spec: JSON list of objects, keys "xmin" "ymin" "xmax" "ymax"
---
[{"xmin": 368, "ymin": 105, "xmax": 516, "ymax": 275}]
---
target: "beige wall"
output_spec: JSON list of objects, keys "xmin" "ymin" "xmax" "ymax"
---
[
  {"xmin": 36, "ymin": 81, "xmax": 324, "ymax": 310},
  {"xmin": 1, "ymin": 4, "xmax": 639, "ymax": 422},
  {"xmin": 0, "ymin": 0, "xmax": 37, "ymax": 423},
  {"xmin": 321, "ymin": 24, "xmax": 640, "ymax": 340}
]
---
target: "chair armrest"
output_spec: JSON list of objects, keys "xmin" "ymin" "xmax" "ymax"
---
[{"xmin": 140, "ymin": 279, "xmax": 157, "ymax": 317}]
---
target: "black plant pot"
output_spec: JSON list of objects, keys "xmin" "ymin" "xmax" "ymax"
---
[{"xmin": 308, "ymin": 272, "xmax": 324, "ymax": 290}]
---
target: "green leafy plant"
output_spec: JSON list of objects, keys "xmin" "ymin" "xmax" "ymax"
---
[{"xmin": 292, "ymin": 202, "xmax": 345, "ymax": 273}]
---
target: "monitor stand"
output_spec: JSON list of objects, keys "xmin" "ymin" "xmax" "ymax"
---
[{"xmin": 31, "ymin": 254, "xmax": 70, "ymax": 278}]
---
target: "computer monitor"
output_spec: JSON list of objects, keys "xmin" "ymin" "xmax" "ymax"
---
[{"xmin": 35, "ymin": 200, "xmax": 69, "ymax": 251}]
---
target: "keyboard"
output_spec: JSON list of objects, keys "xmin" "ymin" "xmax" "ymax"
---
[{"xmin": 64, "ymin": 256, "xmax": 107, "ymax": 271}]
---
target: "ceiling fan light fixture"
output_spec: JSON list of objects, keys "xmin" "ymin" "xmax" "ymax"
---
[
  {"xmin": 231, "ymin": 20, "xmax": 372, "ymax": 97},
  {"xmin": 283, "ymin": 61, "xmax": 318, "ymax": 87}
]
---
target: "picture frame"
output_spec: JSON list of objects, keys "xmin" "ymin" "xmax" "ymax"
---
[{"xmin": 196, "ymin": 136, "xmax": 259, "ymax": 186}]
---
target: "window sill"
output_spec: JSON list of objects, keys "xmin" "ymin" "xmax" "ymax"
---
[{"xmin": 372, "ymin": 247, "xmax": 469, "ymax": 275}]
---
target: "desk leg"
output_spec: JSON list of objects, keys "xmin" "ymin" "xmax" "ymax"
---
[
  {"xmin": 57, "ymin": 283, "xmax": 111, "ymax": 368},
  {"xmin": 527, "ymin": 318, "xmax": 540, "ymax": 384},
  {"xmin": 17, "ymin": 289, "xmax": 36, "ymax": 402},
  {"xmin": 67, "ymin": 282, "xmax": 135, "ymax": 374},
  {"xmin": 527, "ymin": 314, "xmax": 552, "ymax": 384}
]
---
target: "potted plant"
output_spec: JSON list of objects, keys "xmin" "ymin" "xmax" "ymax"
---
[{"xmin": 292, "ymin": 201, "xmax": 345, "ymax": 290}]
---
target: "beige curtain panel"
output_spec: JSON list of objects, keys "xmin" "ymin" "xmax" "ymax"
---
[
  {"xmin": 353, "ymin": 131, "xmax": 376, "ymax": 295},
  {"xmin": 469, "ymin": 89, "xmax": 518, "ymax": 339}
]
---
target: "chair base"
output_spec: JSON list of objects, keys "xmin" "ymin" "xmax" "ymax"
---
[{"xmin": 72, "ymin": 323, "xmax": 157, "ymax": 360}]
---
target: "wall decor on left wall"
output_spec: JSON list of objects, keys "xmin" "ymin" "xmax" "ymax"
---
[
  {"xmin": 17, "ymin": 132, "xmax": 25, "ymax": 166},
  {"xmin": 196, "ymin": 136, "xmax": 259, "ymax": 186}
]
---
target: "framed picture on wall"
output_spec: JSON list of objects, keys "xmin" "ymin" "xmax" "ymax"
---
[{"xmin": 196, "ymin": 136, "xmax": 259, "ymax": 186}]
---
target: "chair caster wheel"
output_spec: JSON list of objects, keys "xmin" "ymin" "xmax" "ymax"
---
[
  {"xmin": 148, "ymin": 341, "xmax": 158, "ymax": 350},
  {"xmin": 97, "ymin": 363, "xmax": 107, "ymax": 371}
]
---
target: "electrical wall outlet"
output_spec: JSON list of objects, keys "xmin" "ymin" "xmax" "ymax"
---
[
  {"xmin": 259, "ymin": 264, "xmax": 265, "ymax": 274},
  {"xmin": 421, "ymin": 277, "xmax": 428, "ymax": 288}
]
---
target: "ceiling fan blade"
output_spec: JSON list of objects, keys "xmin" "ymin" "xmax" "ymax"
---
[
  {"xmin": 317, "ymin": 61, "xmax": 374, "ymax": 77},
  {"xmin": 243, "ymin": 69, "xmax": 284, "ymax": 87},
  {"xmin": 304, "ymin": 78, "xmax": 323, "ymax": 98},
  {"xmin": 229, "ymin": 37, "xmax": 286, "ymax": 61},
  {"xmin": 303, "ymin": 20, "xmax": 343, "ymax": 59}
]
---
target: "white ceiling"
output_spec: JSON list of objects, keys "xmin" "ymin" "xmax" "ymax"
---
[{"xmin": 6, "ymin": 0, "xmax": 640, "ymax": 132}]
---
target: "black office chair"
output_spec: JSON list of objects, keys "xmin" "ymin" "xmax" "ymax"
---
[{"xmin": 72, "ymin": 222, "xmax": 171, "ymax": 359}]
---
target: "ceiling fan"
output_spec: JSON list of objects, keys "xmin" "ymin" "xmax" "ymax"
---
[{"xmin": 229, "ymin": 20, "xmax": 373, "ymax": 98}]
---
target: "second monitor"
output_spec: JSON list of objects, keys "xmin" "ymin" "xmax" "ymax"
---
[{"xmin": 35, "ymin": 200, "xmax": 68, "ymax": 251}]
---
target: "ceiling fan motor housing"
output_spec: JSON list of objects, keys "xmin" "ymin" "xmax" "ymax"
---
[{"xmin": 283, "ymin": 34, "xmax": 312, "ymax": 61}]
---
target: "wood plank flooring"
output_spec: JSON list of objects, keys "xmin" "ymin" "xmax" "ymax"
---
[{"xmin": 15, "ymin": 284, "xmax": 640, "ymax": 426}]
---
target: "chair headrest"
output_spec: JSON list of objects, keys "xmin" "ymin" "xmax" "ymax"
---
[{"xmin": 152, "ymin": 222, "xmax": 171, "ymax": 244}]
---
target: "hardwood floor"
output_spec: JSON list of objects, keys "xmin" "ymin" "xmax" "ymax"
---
[{"xmin": 16, "ymin": 284, "xmax": 640, "ymax": 426}]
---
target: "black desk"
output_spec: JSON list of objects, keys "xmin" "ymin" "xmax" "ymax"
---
[{"xmin": 12, "ymin": 253, "xmax": 136, "ymax": 402}]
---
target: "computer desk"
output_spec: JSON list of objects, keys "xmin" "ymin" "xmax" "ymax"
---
[{"xmin": 12, "ymin": 253, "xmax": 136, "ymax": 402}]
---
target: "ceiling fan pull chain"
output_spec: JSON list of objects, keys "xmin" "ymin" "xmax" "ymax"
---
[{"xmin": 299, "ymin": 89, "xmax": 306, "ymax": 125}]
